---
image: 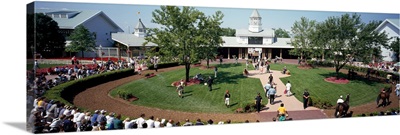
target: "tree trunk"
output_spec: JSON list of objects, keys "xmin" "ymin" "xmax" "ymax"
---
[
  {"xmin": 336, "ymin": 68, "xmax": 340, "ymax": 80},
  {"xmin": 81, "ymin": 51, "xmax": 84, "ymax": 58},
  {"xmin": 206, "ymin": 56, "xmax": 210, "ymax": 69},
  {"xmin": 185, "ymin": 62, "xmax": 190, "ymax": 82}
]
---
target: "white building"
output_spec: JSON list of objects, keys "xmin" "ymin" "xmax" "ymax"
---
[
  {"xmin": 219, "ymin": 9, "xmax": 294, "ymax": 60},
  {"xmin": 36, "ymin": 9, "xmax": 124, "ymax": 57},
  {"xmin": 375, "ymin": 18, "xmax": 400, "ymax": 62}
]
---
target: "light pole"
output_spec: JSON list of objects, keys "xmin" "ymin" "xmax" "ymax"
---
[{"xmin": 99, "ymin": 45, "xmax": 103, "ymax": 66}]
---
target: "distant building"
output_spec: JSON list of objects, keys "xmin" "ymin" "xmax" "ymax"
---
[
  {"xmin": 375, "ymin": 18, "xmax": 400, "ymax": 62},
  {"xmin": 112, "ymin": 18, "xmax": 157, "ymax": 58},
  {"xmin": 35, "ymin": 9, "xmax": 124, "ymax": 57},
  {"xmin": 218, "ymin": 9, "xmax": 295, "ymax": 60}
]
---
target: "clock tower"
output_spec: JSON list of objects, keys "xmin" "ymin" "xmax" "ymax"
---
[{"xmin": 248, "ymin": 9, "xmax": 263, "ymax": 32}]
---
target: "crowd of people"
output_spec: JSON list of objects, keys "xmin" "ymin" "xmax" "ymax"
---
[{"xmin": 28, "ymin": 100, "xmax": 251, "ymax": 134}]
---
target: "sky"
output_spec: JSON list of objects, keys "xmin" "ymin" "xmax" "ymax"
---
[{"xmin": 34, "ymin": 1, "xmax": 399, "ymax": 34}]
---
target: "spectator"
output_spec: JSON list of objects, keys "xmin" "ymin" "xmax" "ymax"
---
[
  {"xmin": 395, "ymin": 83, "xmax": 400, "ymax": 98},
  {"xmin": 267, "ymin": 85, "xmax": 276, "ymax": 105},
  {"xmin": 176, "ymin": 84, "xmax": 184, "ymax": 98},
  {"xmin": 146, "ymin": 116, "xmax": 155, "ymax": 128},
  {"xmin": 269, "ymin": 74, "xmax": 273, "ymax": 84},
  {"xmin": 154, "ymin": 118, "xmax": 161, "ymax": 128},
  {"xmin": 285, "ymin": 81, "xmax": 292, "ymax": 97},
  {"xmin": 91, "ymin": 121, "xmax": 101, "ymax": 131},
  {"xmin": 91, "ymin": 110, "xmax": 100, "ymax": 126},
  {"xmin": 303, "ymin": 89, "xmax": 310, "ymax": 109},
  {"xmin": 277, "ymin": 103, "xmax": 288, "ymax": 116},
  {"xmin": 224, "ymin": 90, "xmax": 231, "ymax": 107},
  {"xmin": 182, "ymin": 119, "xmax": 193, "ymax": 126},
  {"xmin": 166, "ymin": 119, "xmax": 174, "ymax": 127},
  {"xmin": 195, "ymin": 119, "xmax": 204, "ymax": 125},
  {"xmin": 207, "ymin": 76, "xmax": 214, "ymax": 91},
  {"xmin": 254, "ymin": 93, "xmax": 263, "ymax": 113},
  {"xmin": 264, "ymin": 82, "xmax": 271, "ymax": 97},
  {"xmin": 136, "ymin": 114, "xmax": 146, "ymax": 128},
  {"xmin": 207, "ymin": 119, "xmax": 213, "ymax": 125},
  {"xmin": 113, "ymin": 114, "xmax": 123, "ymax": 129}
]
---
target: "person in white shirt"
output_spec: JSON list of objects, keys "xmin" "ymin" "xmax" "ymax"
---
[
  {"xmin": 124, "ymin": 119, "xmax": 136, "ymax": 129},
  {"xmin": 154, "ymin": 118, "xmax": 161, "ymax": 128},
  {"xmin": 145, "ymin": 116, "xmax": 155, "ymax": 128},
  {"xmin": 166, "ymin": 119, "xmax": 174, "ymax": 127},
  {"xmin": 76, "ymin": 111, "xmax": 86, "ymax": 131},
  {"xmin": 286, "ymin": 81, "xmax": 292, "ymax": 97},
  {"xmin": 136, "ymin": 114, "xmax": 146, "ymax": 128}
]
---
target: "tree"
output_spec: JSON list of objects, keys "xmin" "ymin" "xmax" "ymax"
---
[
  {"xmin": 290, "ymin": 17, "xmax": 317, "ymax": 60},
  {"xmin": 273, "ymin": 28, "xmax": 290, "ymax": 38},
  {"xmin": 27, "ymin": 13, "xmax": 65, "ymax": 58},
  {"xmin": 144, "ymin": 6, "xmax": 222, "ymax": 82},
  {"xmin": 197, "ymin": 11, "xmax": 224, "ymax": 68},
  {"xmin": 311, "ymin": 13, "xmax": 390, "ymax": 78},
  {"xmin": 221, "ymin": 27, "xmax": 236, "ymax": 36},
  {"xmin": 65, "ymin": 25, "xmax": 96, "ymax": 58},
  {"xmin": 388, "ymin": 37, "xmax": 399, "ymax": 62}
]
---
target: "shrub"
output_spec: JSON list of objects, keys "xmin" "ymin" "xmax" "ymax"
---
[
  {"xmin": 148, "ymin": 62, "xmax": 180, "ymax": 70},
  {"xmin": 117, "ymin": 90, "xmax": 133, "ymax": 100},
  {"xmin": 43, "ymin": 68, "xmax": 136, "ymax": 105}
]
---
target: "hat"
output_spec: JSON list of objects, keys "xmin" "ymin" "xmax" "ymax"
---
[
  {"xmin": 161, "ymin": 119, "xmax": 166, "ymax": 124},
  {"xmin": 100, "ymin": 110, "xmax": 106, "ymax": 114},
  {"xmin": 340, "ymin": 95, "xmax": 343, "ymax": 98},
  {"xmin": 125, "ymin": 117, "xmax": 130, "ymax": 121},
  {"xmin": 94, "ymin": 110, "xmax": 100, "ymax": 113}
]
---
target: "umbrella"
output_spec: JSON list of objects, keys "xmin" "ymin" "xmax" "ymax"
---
[{"xmin": 394, "ymin": 62, "xmax": 400, "ymax": 67}]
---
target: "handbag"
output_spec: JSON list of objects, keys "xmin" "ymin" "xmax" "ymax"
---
[{"xmin": 284, "ymin": 89, "xmax": 288, "ymax": 94}]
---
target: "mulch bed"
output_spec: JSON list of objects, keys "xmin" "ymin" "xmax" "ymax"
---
[
  {"xmin": 144, "ymin": 73, "xmax": 156, "ymax": 78},
  {"xmin": 171, "ymin": 79, "xmax": 201, "ymax": 87},
  {"xmin": 297, "ymin": 65, "xmax": 313, "ymax": 69},
  {"xmin": 324, "ymin": 77, "xmax": 349, "ymax": 84},
  {"xmin": 127, "ymin": 96, "xmax": 139, "ymax": 102}
]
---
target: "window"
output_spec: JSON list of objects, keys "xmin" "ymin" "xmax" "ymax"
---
[{"xmin": 248, "ymin": 37, "xmax": 263, "ymax": 45}]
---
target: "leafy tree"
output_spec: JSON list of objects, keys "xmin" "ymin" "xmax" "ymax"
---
[
  {"xmin": 273, "ymin": 28, "xmax": 290, "ymax": 38},
  {"xmin": 311, "ymin": 13, "xmax": 390, "ymax": 78},
  {"xmin": 221, "ymin": 27, "xmax": 236, "ymax": 36},
  {"xmin": 65, "ymin": 25, "xmax": 96, "ymax": 58},
  {"xmin": 290, "ymin": 17, "xmax": 317, "ymax": 60},
  {"xmin": 197, "ymin": 11, "xmax": 224, "ymax": 68},
  {"xmin": 27, "ymin": 13, "xmax": 65, "ymax": 58},
  {"xmin": 144, "ymin": 6, "xmax": 222, "ymax": 82},
  {"xmin": 388, "ymin": 37, "xmax": 399, "ymax": 62}
]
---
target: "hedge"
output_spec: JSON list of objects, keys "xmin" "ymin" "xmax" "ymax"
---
[
  {"xmin": 343, "ymin": 65, "xmax": 399, "ymax": 80},
  {"xmin": 147, "ymin": 62, "xmax": 180, "ymax": 70},
  {"xmin": 43, "ymin": 68, "xmax": 136, "ymax": 106}
]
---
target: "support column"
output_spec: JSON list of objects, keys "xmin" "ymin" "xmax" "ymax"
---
[
  {"xmin": 228, "ymin": 48, "xmax": 230, "ymax": 59},
  {"xmin": 262, "ymin": 48, "xmax": 265, "ymax": 60},
  {"xmin": 322, "ymin": 52, "xmax": 325, "ymax": 60},
  {"xmin": 108, "ymin": 48, "xmax": 111, "ymax": 60},
  {"xmin": 268, "ymin": 49, "xmax": 272, "ymax": 60},
  {"xmin": 239, "ymin": 48, "xmax": 242, "ymax": 59},
  {"xmin": 117, "ymin": 44, "xmax": 121, "ymax": 61},
  {"xmin": 244, "ymin": 48, "xmax": 249, "ymax": 59},
  {"xmin": 280, "ymin": 48, "xmax": 282, "ymax": 58}
]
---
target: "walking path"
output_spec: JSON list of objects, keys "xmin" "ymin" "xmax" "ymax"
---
[{"xmin": 247, "ymin": 63, "xmax": 320, "ymax": 112}]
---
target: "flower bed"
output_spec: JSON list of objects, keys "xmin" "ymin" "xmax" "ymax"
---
[
  {"xmin": 324, "ymin": 77, "xmax": 349, "ymax": 84},
  {"xmin": 171, "ymin": 78, "xmax": 201, "ymax": 87},
  {"xmin": 144, "ymin": 73, "xmax": 156, "ymax": 78}
]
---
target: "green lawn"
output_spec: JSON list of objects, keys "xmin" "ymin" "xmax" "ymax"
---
[
  {"xmin": 27, "ymin": 64, "xmax": 67, "ymax": 70},
  {"xmin": 269, "ymin": 64, "xmax": 388, "ymax": 107},
  {"xmin": 111, "ymin": 62, "xmax": 387, "ymax": 113},
  {"xmin": 111, "ymin": 63, "xmax": 263, "ymax": 113}
]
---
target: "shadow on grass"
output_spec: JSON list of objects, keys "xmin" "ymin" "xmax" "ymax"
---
[
  {"xmin": 230, "ymin": 102, "xmax": 238, "ymax": 107},
  {"xmin": 182, "ymin": 93, "xmax": 193, "ymax": 98},
  {"xmin": 212, "ymin": 71, "xmax": 248, "ymax": 85},
  {"xmin": 318, "ymin": 72, "xmax": 382, "ymax": 86}
]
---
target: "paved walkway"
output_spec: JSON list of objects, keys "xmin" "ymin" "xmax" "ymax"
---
[{"xmin": 247, "ymin": 63, "xmax": 320, "ymax": 112}]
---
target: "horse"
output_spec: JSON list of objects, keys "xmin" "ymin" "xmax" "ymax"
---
[
  {"xmin": 335, "ymin": 94, "xmax": 350, "ymax": 118},
  {"xmin": 376, "ymin": 87, "xmax": 391, "ymax": 107}
]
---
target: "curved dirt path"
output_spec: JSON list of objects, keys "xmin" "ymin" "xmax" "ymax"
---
[{"xmin": 73, "ymin": 66, "xmax": 263, "ymax": 123}]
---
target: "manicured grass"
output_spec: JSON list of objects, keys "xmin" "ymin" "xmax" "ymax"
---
[
  {"xmin": 27, "ymin": 64, "xmax": 67, "ymax": 70},
  {"xmin": 111, "ymin": 63, "xmax": 263, "ymax": 113},
  {"xmin": 269, "ymin": 63, "xmax": 388, "ymax": 107},
  {"xmin": 112, "ymin": 62, "xmax": 387, "ymax": 113}
]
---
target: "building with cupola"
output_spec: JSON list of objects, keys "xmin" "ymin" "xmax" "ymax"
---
[{"xmin": 218, "ymin": 9, "xmax": 295, "ymax": 60}]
